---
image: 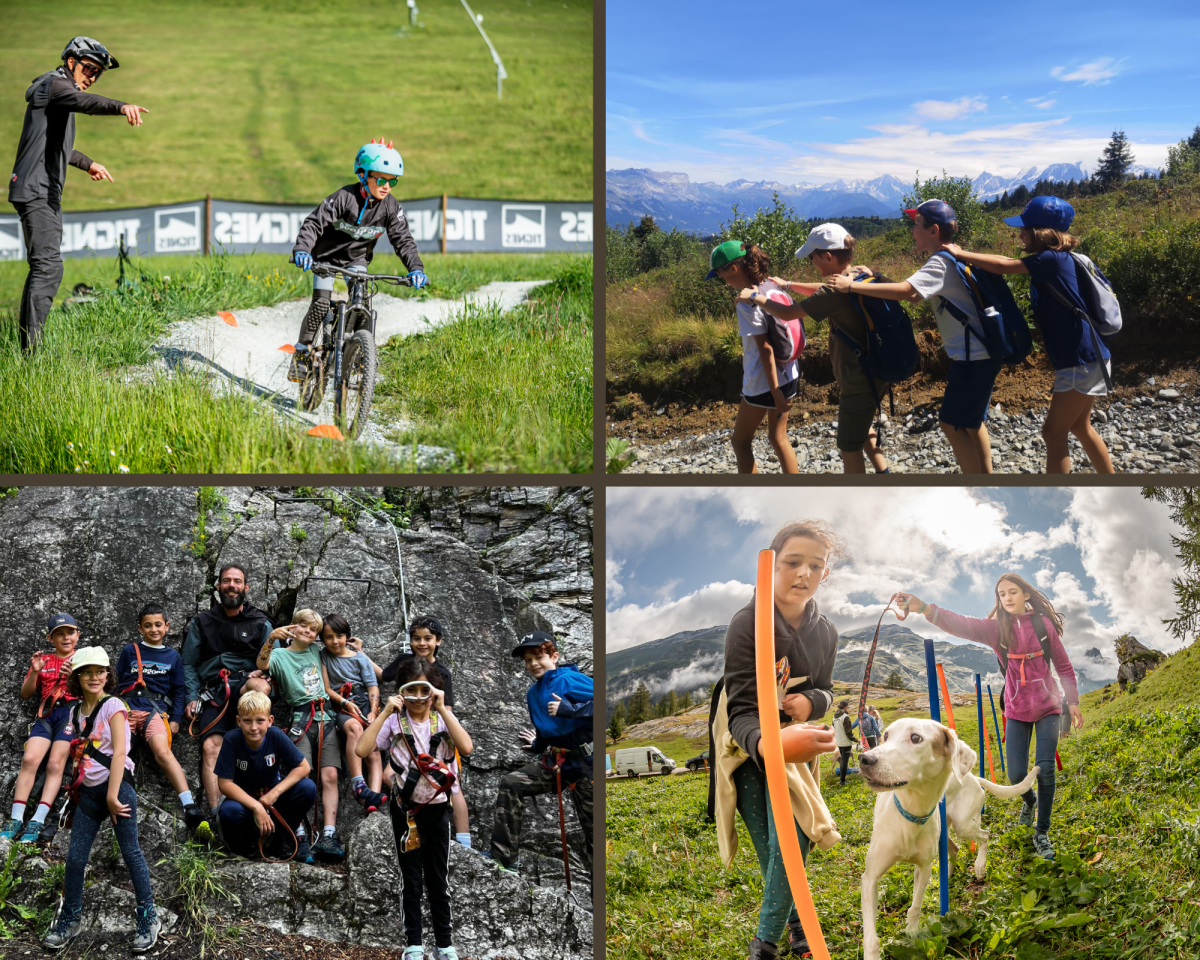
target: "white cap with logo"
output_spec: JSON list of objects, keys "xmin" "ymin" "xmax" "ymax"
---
[{"xmin": 795, "ymin": 222, "xmax": 852, "ymax": 260}]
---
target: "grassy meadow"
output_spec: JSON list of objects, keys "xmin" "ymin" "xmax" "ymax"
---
[{"xmin": 607, "ymin": 653, "xmax": 1200, "ymax": 960}]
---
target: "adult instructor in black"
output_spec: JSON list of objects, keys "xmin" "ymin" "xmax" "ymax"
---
[{"xmin": 8, "ymin": 37, "xmax": 148, "ymax": 353}]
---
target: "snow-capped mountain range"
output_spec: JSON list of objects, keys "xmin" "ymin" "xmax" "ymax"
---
[{"xmin": 606, "ymin": 162, "xmax": 1161, "ymax": 234}]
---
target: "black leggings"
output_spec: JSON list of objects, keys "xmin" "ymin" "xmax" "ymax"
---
[
  {"xmin": 838, "ymin": 746, "xmax": 852, "ymax": 783},
  {"xmin": 389, "ymin": 799, "xmax": 453, "ymax": 949}
]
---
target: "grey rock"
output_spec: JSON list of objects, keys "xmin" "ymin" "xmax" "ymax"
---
[{"xmin": 1159, "ymin": 388, "xmax": 1180, "ymax": 399}]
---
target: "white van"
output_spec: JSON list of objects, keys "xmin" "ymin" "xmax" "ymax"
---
[{"xmin": 615, "ymin": 746, "xmax": 677, "ymax": 777}]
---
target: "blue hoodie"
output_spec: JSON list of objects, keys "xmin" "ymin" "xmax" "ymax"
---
[{"xmin": 526, "ymin": 663, "xmax": 592, "ymax": 750}]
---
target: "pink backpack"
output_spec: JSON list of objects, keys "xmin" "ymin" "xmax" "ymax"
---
[{"xmin": 759, "ymin": 283, "xmax": 806, "ymax": 366}]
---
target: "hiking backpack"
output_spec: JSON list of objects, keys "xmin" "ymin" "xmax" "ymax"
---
[
  {"xmin": 1037, "ymin": 252, "xmax": 1122, "ymax": 390},
  {"xmin": 996, "ymin": 614, "xmax": 1071, "ymax": 733},
  {"xmin": 748, "ymin": 282, "xmax": 806, "ymax": 367},
  {"xmin": 932, "ymin": 251, "xmax": 1032, "ymax": 365}
]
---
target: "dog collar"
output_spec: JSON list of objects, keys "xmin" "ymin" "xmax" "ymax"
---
[{"xmin": 893, "ymin": 793, "xmax": 935, "ymax": 825}]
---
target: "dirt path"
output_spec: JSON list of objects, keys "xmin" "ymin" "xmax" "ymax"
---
[{"xmin": 152, "ymin": 281, "xmax": 545, "ymax": 462}]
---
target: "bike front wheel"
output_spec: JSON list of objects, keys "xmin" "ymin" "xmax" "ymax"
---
[{"xmin": 333, "ymin": 328, "xmax": 378, "ymax": 439}]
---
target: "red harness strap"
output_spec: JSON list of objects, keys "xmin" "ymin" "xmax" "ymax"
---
[
  {"xmin": 337, "ymin": 682, "xmax": 368, "ymax": 724},
  {"xmin": 258, "ymin": 799, "xmax": 299, "ymax": 863},
  {"xmin": 290, "ymin": 699, "xmax": 327, "ymax": 828},
  {"xmin": 544, "ymin": 748, "xmax": 574, "ymax": 893},
  {"xmin": 188, "ymin": 668, "xmax": 232, "ymax": 738}
]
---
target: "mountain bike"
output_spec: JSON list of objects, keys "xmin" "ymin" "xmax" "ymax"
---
[{"xmin": 299, "ymin": 263, "xmax": 415, "ymax": 439}]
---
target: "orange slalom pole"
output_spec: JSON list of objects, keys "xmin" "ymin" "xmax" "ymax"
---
[
  {"xmin": 755, "ymin": 550, "xmax": 830, "ymax": 960},
  {"xmin": 935, "ymin": 663, "xmax": 956, "ymax": 730}
]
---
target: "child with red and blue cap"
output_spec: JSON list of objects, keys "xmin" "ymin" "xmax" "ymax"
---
[
  {"xmin": 944, "ymin": 196, "xmax": 1115, "ymax": 474},
  {"xmin": 830, "ymin": 198, "xmax": 1003, "ymax": 474},
  {"xmin": 287, "ymin": 138, "xmax": 428, "ymax": 382}
]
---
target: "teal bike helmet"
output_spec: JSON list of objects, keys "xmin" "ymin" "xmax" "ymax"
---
[{"xmin": 354, "ymin": 138, "xmax": 403, "ymax": 182}]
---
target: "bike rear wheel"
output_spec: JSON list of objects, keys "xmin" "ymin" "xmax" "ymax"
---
[
  {"xmin": 297, "ymin": 323, "xmax": 327, "ymax": 412},
  {"xmin": 334, "ymin": 328, "xmax": 377, "ymax": 439}
]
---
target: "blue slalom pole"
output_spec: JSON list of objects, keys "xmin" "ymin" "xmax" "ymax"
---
[
  {"xmin": 975, "ymin": 673, "xmax": 986, "ymax": 815},
  {"xmin": 923, "ymin": 639, "xmax": 949, "ymax": 917},
  {"xmin": 986, "ymin": 684, "xmax": 1006, "ymax": 775}
]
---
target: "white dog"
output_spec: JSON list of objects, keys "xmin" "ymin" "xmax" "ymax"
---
[{"xmin": 858, "ymin": 717, "xmax": 1039, "ymax": 960}]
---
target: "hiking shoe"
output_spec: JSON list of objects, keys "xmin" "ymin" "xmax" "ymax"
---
[
  {"xmin": 288, "ymin": 344, "xmax": 312, "ymax": 383},
  {"xmin": 43, "ymin": 918, "xmax": 83, "ymax": 951},
  {"xmin": 38, "ymin": 817, "xmax": 59, "ymax": 847},
  {"xmin": 479, "ymin": 850, "xmax": 520, "ymax": 874},
  {"xmin": 294, "ymin": 836, "xmax": 315, "ymax": 865},
  {"xmin": 0, "ymin": 817, "xmax": 22, "ymax": 841},
  {"xmin": 1018, "ymin": 801, "xmax": 1036, "ymax": 827},
  {"xmin": 748, "ymin": 937, "xmax": 779, "ymax": 960},
  {"xmin": 784, "ymin": 918, "xmax": 812, "ymax": 958},
  {"xmin": 353, "ymin": 781, "xmax": 388, "ymax": 814},
  {"xmin": 402, "ymin": 947, "xmax": 424, "ymax": 960},
  {"xmin": 183, "ymin": 802, "xmax": 204, "ymax": 833},
  {"xmin": 434, "ymin": 948, "xmax": 460, "ymax": 960},
  {"xmin": 16, "ymin": 820, "xmax": 45, "ymax": 844},
  {"xmin": 313, "ymin": 832, "xmax": 345, "ymax": 863},
  {"xmin": 1033, "ymin": 833, "xmax": 1056, "ymax": 860},
  {"xmin": 132, "ymin": 905, "xmax": 161, "ymax": 952}
]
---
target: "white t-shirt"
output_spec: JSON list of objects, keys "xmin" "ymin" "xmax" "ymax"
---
[
  {"xmin": 377, "ymin": 712, "xmax": 460, "ymax": 806},
  {"xmin": 736, "ymin": 280, "xmax": 800, "ymax": 397},
  {"xmin": 906, "ymin": 254, "xmax": 992, "ymax": 363}
]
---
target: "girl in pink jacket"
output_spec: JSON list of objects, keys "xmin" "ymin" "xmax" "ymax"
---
[{"xmin": 897, "ymin": 573, "xmax": 1083, "ymax": 860}]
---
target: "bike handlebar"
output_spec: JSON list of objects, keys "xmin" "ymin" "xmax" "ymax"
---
[{"xmin": 310, "ymin": 262, "xmax": 415, "ymax": 286}]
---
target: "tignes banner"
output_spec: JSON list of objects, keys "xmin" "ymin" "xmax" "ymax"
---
[{"xmin": 0, "ymin": 196, "xmax": 593, "ymax": 260}]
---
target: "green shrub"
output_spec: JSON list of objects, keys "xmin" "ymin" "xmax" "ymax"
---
[
  {"xmin": 1083, "ymin": 218, "xmax": 1200, "ymax": 328},
  {"xmin": 902, "ymin": 170, "xmax": 985, "ymax": 241}
]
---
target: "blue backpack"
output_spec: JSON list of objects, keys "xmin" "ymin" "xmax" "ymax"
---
[
  {"xmin": 932, "ymin": 251, "xmax": 1032, "ymax": 365},
  {"xmin": 831, "ymin": 275, "xmax": 920, "ymax": 448}
]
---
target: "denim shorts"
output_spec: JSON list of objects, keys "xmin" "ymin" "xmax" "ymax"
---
[{"xmin": 939, "ymin": 358, "xmax": 1003, "ymax": 430}]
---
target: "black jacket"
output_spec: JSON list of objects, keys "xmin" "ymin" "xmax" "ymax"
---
[
  {"xmin": 9, "ymin": 67, "xmax": 126, "ymax": 204},
  {"xmin": 723, "ymin": 595, "xmax": 838, "ymax": 765},
  {"xmin": 292, "ymin": 184, "xmax": 424, "ymax": 273},
  {"xmin": 181, "ymin": 602, "xmax": 274, "ymax": 702}
]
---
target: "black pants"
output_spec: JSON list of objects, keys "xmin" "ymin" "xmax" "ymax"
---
[
  {"xmin": 838, "ymin": 746, "xmax": 852, "ymax": 783},
  {"xmin": 389, "ymin": 799, "xmax": 453, "ymax": 949},
  {"xmin": 12, "ymin": 196, "xmax": 63, "ymax": 354},
  {"xmin": 489, "ymin": 758, "xmax": 593, "ymax": 870}
]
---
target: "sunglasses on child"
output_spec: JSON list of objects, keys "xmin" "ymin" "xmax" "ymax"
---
[
  {"xmin": 370, "ymin": 175, "xmax": 399, "ymax": 188},
  {"xmin": 400, "ymin": 681, "xmax": 434, "ymax": 701},
  {"xmin": 77, "ymin": 61, "xmax": 104, "ymax": 79}
]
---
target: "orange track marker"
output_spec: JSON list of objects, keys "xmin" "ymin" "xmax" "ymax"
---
[
  {"xmin": 279, "ymin": 343, "xmax": 296, "ymax": 353},
  {"xmin": 218, "ymin": 311, "xmax": 238, "ymax": 326},
  {"xmin": 755, "ymin": 550, "xmax": 831, "ymax": 960},
  {"xmin": 307, "ymin": 425, "xmax": 344, "ymax": 440}
]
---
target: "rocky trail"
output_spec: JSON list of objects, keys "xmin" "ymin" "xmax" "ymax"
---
[
  {"xmin": 616, "ymin": 380, "xmax": 1200, "ymax": 474},
  {"xmin": 146, "ymin": 282, "xmax": 546, "ymax": 464}
]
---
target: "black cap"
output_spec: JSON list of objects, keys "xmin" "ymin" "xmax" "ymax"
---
[
  {"xmin": 511, "ymin": 631, "xmax": 556, "ymax": 658},
  {"xmin": 47, "ymin": 613, "xmax": 79, "ymax": 634}
]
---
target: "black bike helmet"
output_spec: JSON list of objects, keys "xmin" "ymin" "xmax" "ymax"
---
[{"xmin": 61, "ymin": 37, "xmax": 119, "ymax": 71}]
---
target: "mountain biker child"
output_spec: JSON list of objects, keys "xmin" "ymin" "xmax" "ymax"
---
[
  {"xmin": 943, "ymin": 196, "xmax": 1114, "ymax": 474},
  {"xmin": 357, "ymin": 660, "xmax": 473, "ymax": 960},
  {"xmin": 487, "ymin": 632, "xmax": 594, "ymax": 874},
  {"xmin": 715, "ymin": 520, "xmax": 841, "ymax": 960},
  {"xmin": 710, "ymin": 241, "xmax": 821, "ymax": 474},
  {"xmin": 897, "ymin": 574, "xmax": 1082, "ymax": 860},
  {"xmin": 829, "ymin": 199, "xmax": 1002, "ymax": 474},
  {"xmin": 2, "ymin": 613, "xmax": 80, "ymax": 844},
  {"xmin": 42, "ymin": 647, "xmax": 160, "ymax": 953},
  {"xmin": 114, "ymin": 603, "xmax": 202, "ymax": 831},
  {"xmin": 258, "ymin": 609, "xmax": 343, "ymax": 862},
  {"xmin": 318, "ymin": 613, "xmax": 386, "ymax": 814},
  {"xmin": 287, "ymin": 138, "xmax": 428, "ymax": 381},
  {"xmin": 740, "ymin": 223, "xmax": 890, "ymax": 474},
  {"xmin": 215, "ymin": 690, "xmax": 317, "ymax": 861},
  {"xmin": 379, "ymin": 616, "xmax": 471, "ymax": 847}
]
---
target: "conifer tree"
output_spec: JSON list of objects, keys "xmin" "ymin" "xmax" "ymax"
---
[
  {"xmin": 1096, "ymin": 130, "xmax": 1135, "ymax": 190},
  {"xmin": 628, "ymin": 682, "xmax": 652, "ymax": 724}
]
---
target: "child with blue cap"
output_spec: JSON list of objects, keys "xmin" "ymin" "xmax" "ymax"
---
[{"xmin": 944, "ymin": 196, "xmax": 1115, "ymax": 474}]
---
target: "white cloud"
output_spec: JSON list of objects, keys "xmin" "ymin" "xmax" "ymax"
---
[
  {"xmin": 1026, "ymin": 97, "xmax": 1057, "ymax": 110},
  {"xmin": 606, "ymin": 555, "xmax": 625, "ymax": 602},
  {"xmin": 1051, "ymin": 58, "xmax": 1123, "ymax": 85},
  {"xmin": 607, "ymin": 579, "xmax": 752, "ymax": 652},
  {"xmin": 912, "ymin": 96, "xmax": 987, "ymax": 121},
  {"xmin": 609, "ymin": 652, "xmax": 725, "ymax": 700}
]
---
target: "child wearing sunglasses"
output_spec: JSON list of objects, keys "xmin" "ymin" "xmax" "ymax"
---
[
  {"xmin": 357, "ymin": 660, "xmax": 472, "ymax": 960},
  {"xmin": 287, "ymin": 138, "xmax": 428, "ymax": 382}
]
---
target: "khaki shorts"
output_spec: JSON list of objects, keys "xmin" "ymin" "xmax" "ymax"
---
[
  {"xmin": 837, "ymin": 390, "xmax": 881, "ymax": 452},
  {"xmin": 127, "ymin": 709, "xmax": 170, "ymax": 743}
]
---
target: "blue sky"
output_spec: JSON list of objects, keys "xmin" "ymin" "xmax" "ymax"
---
[
  {"xmin": 606, "ymin": 1, "xmax": 1200, "ymax": 184},
  {"xmin": 605, "ymin": 487, "xmax": 1185, "ymax": 683}
]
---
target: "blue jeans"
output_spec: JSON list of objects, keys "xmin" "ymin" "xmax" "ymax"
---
[
  {"xmin": 62, "ymin": 780, "xmax": 155, "ymax": 923},
  {"xmin": 734, "ymin": 760, "xmax": 812, "ymax": 943},
  {"xmin": 1005, "ymin": 713, "xmax": 1060, "ymax": 834}
]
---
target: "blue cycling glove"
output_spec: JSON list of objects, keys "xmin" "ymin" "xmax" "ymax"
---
[
  {"xmin": 293, "ymin": 251, "xmax": 313, "ymax": 272},
  {"xmin": 408, "ymin": 269, "xmax": 428, "ymax": 289}
]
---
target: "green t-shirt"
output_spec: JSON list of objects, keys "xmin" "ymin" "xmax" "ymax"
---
[
  {"xmin": 800, "ymin": 285, "xmax": 891, "ymax": 398},
  {"xmin": 268, "ymin": 643, "xmax": 331, "ymax": 722}
]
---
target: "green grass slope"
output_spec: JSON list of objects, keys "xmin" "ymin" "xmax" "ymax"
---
[
  {"xmin": 608, "ymin": 646, "xmax": 1200, "ymax": 960},
  {"xmin": 0, "ymin": 0, "xmax": 592, "ymax": 213}
]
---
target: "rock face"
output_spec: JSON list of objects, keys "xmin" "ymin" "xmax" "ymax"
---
[
  {"xmin": 0, "ymin": 486, "xmax": 593, "ymax": 957},
  {"xmin": 1115, "ymin": 633, "xmax": 1166, "ymax": 691}
]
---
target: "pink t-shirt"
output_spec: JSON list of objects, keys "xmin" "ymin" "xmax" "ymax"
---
[
  {"xmin": 65, "ymin": 697, "xmax": 136, "ymax": 786},
  {"xmin": 376, "ymin": 712, "xmax": 459, "ymax": 806}
]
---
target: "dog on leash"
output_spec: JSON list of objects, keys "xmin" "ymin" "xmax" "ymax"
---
[{"xmin": 857, "ymin": 717, "xmax": 1039, "ymax": 960}]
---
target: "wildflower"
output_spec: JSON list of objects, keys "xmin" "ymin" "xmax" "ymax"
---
[
  {"xmin": 74, "ymin": 466, "xmax": 82, "ymax": 473},
  {"xmin": 118, "ymin": 464, "xmax": 130, "ymax": 473},
  {"xmin": 67, "ymin": 442, "xmax": 75, "ymax": 450},
  {"xmin": 109, "ymin": 449, "xmax": 116, "ymax": 457},
  {"xmin": 165, "ymin": 445, "xmax": 173, "ymax": 454}
]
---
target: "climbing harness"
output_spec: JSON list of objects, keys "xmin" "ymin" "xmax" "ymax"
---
[
  {"xmin": 290, "ymin": 698, "xmax": 328, "ymax": 827},
  {"xmin": 188, "ymin": 668, "xmax": 232, "ymax": 739},
  {"xmin": 117, "ymin": 643, "xmax": 173, "ymax": 749},
  {"xmin": 257, "ymin": 800, "xmax": 299, "ymax": 863},
  {"xmin": 388, "ymin": 711, "xmax": 456, "ymax": 852}
]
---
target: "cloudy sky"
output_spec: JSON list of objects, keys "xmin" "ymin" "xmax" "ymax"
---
[
  {"xmin": 606, "ymin": 487, "xmax": 1189, "ymax": 683},
  {"xmin": 606, "ymin": 1, "xmax": 1200, "ymax": 183}
]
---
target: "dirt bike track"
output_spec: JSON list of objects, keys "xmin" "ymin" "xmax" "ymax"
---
[{"xmin": 149, "ymin": 281, "xmax": 546, "ymax": 457}]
